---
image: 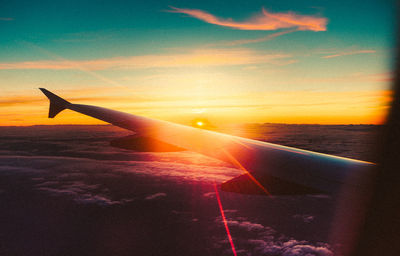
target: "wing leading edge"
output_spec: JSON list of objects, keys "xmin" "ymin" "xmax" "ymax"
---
[{"xmin": 39, "ymin": 88, "xmax": 375, "ymax": 195}]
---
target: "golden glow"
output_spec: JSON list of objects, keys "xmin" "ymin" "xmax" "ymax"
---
[
  {"xmin": 0, "ymin": 41, "xmax": 392, "ymax": 127},
  {"xmin": 0, "ymin": 89, "xmax": 392, "ymax": 126}
]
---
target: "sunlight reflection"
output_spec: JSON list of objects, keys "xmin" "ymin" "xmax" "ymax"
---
[{"xmin": 222, "ymin": 149, "xmax": 271, "ymax": 195}]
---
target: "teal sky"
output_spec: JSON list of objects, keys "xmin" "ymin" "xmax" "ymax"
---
[
  {"xmin": 0, "ymin": 0, "xmax": 397, "ymax": 125},
  {"xmin": 0, "ymin": 1, "xmax": 395, "ymax": 59}
]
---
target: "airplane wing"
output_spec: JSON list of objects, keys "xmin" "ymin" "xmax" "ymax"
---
[{"xmin": 39, "ymin": 88, "xmax": 374, "ymax": 196}]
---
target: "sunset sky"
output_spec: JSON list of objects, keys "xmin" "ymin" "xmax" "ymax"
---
[{"xmin": 0, "ymin": 0, "xmax": 396, "ymax": 126}]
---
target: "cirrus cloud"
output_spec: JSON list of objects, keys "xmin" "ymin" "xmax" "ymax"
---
[
  {"xmin": 322, "ymin": 50, "xmax": 376, "ymax": 59},
  {"xmin": 0, "ymin": 48, "xmax": 291, "ymax": 70},
  {"xmin": 214, "ymin": 29, "xmax": 298, "ymax": 46},
  {"xmin": 168, "ymin": 6, "xmax": 327, "ymax": 32}
]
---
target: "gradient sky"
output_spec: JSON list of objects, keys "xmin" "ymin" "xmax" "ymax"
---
[{"xmin": 0, "ymin": 0, "xmax": 396, "ymax": 125}]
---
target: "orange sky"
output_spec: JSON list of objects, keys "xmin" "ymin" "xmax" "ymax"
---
[{"xmin": 0, "ymin": 88, "xmax": 392, "ymax": 126}]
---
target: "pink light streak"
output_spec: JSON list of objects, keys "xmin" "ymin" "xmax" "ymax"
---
[
  {"xmin": 214, "ymin": 183, "xmax": 238, "ymax": 256},
  {"xmin": 222, "ymin": 149, "xmax": 271, "ymax": 195}
]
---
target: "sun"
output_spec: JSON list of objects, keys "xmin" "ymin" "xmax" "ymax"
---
[{"xmin": 191, "ymin": 118, "xmax": 216, "ymax": 130}]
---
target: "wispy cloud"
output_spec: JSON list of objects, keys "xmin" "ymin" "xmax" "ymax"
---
[
  {"xmin": 168, "ymin": 7, "xmax": 327, "ymax": 31},
  {"xmin": 0, "ymin": 48, "xmax": 291, "ymax": 70},
  {"xmin": 145, "ymin": 192, "xmax": 167, "ymax": 200},
  {"xmin": 322, "ymin": 50, "xmax": 376, "ymax": 59},
  {"xmin": 20, "ymin": 41, "xmax": 124, "ymax": 87},
  {"xmin": 0, "ymin": 17, "xmax": 13, "ymax": 21},
  {"xmin": 0, "ymin": 87, "xmax": 134, "ymax": 108},
  {"xmin": 0, "ymin": 96, "xmax": 43, "ymax": 107},
  {"xmin": 294, "ymin": 72, "xmax": 393, "ymax": 84},
  {"xmin": 35, "ymin": 180, "xmax": 132, "ymax": 206},
  {"xmin": 362, "ymin": 72, "xmax": 393, "ymax": 82},
  {"xmin": 215, "ymin": 29, "xmax": 297, "ymax": 46}
]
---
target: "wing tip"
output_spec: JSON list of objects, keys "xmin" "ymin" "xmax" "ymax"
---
[{"xmin": 39, "ymin": 88, "xmax": 70, "ymax": 118}]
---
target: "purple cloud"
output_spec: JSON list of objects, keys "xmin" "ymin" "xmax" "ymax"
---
[{"xmin": 145, "ymin": 192, "xmax": 167, "ymax": 200}]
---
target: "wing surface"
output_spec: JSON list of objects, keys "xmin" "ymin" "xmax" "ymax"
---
[{"xmin": 39, "ymin": 88, "xmax": 374, "ymax": 195}]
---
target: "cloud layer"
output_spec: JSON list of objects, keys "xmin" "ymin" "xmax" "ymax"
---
[
  {"xmin": 1, "ymin": 124, "xmax": 373, "ymax": 255},
  {"xmin": 169, "ymin": 7, "xmax": 327, "ymax": 31},
  {"xmin": 0, "ymin": 48, "xmax": 289, "ymax": 70}
]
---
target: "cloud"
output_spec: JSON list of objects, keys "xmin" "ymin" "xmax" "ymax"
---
[
  {"xmin": 214, "ymin": 216, "xmax": 333, "ymax": 256},
  {"xmin": 278, "ymin": 240, "xmax": 333, "ymax": 256},
  {"xmin": 293, "ymin": 214, "xmax": 315, "ymax": 223},
  {"xmin": 36, "ymin": 181, "xmax": 60, "ymax": 187},
  {"xmin": 168, "ymin": 6, "xmax": 327, "ymax": 31},
  {"xmin": 203, "ymin": 192, "xmax": 216, "ymax": 198},
  {"xmin": 322, "ymin": 50, "xmax": 376, "ymax": 59},
  {"xmin": 229, "ymin": 29, "xmax": 296, "ymax": 46},
  {"xmin": 36, "ymin": 180, "xmax": 127, "ymax": 206},
  {"xmin": 145, "ymin": 192, "xmax": 167, "ymax": 200},
  {"xmin": 215, "ymin": 217, "xmax": 274, "ymax": 234},
  {"xmin": 0, "ymin": 48, "xmax": 290, "ymax": 70},
  {"xmin": 0, "ymin": 96, "xmax": 43, "ymax": 107},
  {"xmin": 293, "ymin": 72, "xmax": 393, "ymax": 85},
  {"xmin": 256, "ymin": 240, "xmax": 333, "ymax": 256},
  {"xmin": 39, "ymin": 186, "xmax": 125, "ymax": 206},
  {"xmin": 0, "ymin": 144, "xmax": 238, "ymax": 184},
  {"xmin": 212, "ymin": 29, "xmax": 297, "ymax": 47},
  {"xmin": 0, "ymin": 92, "xmax": 134, "ymax": 108},
  {"xmin": 226, "ymin": 220, "xmax": 265, "ymax": 231},
  {"xmin": 0, "ymin": 17, "xmax": 13, "ymax": 21},
  {"xmin": 362, "ymin": 72, "xmax": 393, "ymax": 82}
]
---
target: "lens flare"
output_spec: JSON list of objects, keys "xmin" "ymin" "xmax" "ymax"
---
[
  {"xmin": 222, "ymin": 149, "xmax": 271, "ymax": 195},
  {"xmin": 214, "ymin": 183, "xmax": 238, "ymax": 256}
]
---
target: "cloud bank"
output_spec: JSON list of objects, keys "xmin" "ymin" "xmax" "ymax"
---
[{"xmin": 169, "ymin": 7, "xmax": 327, "ymax": 32}]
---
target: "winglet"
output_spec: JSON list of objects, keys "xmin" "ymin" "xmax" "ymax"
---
[{"xmin": 39, "ymin": 88, "xmax": 71, "ymax": 118}]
